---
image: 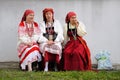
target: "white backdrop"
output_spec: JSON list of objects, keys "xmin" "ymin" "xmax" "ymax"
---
[{"xmin": 0, "ymin": 0, "xmax": 120, "ymax": 65}]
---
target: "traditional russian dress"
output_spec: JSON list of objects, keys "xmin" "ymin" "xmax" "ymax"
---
[
  {"xmin": 17, "ymin": 21, "xmax": 41, "ymax": 70},
  {"xmin": 38, "ymin": 20, "xmax": 64, "ymax": 63},
  {"xmin": 63, "ymin": 22, "xmax": 91, "ymax": 70}
]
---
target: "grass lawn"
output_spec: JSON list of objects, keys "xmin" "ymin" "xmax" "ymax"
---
[{"xmin": 0, "ymin": 69, "xmax": 120, "ymax": 80}]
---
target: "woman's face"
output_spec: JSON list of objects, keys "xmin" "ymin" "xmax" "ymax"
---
[
  {"xmin": 26, "ymin": 13, "xmax": 34, "ymax": 22},
  {"xmin": 45, "ymin": 11, "xmax": 53, "ymax": 22},
  {"xmin": 70, "ymin": 15, "xmax": 77, "ymax": 25}
]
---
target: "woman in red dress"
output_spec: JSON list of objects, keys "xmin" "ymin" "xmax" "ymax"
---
[{"xmin": 63, "ymin": 12, "xmax": 91, "ymax": 71}]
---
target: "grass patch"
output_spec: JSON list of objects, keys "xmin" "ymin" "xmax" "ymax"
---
[{"xmin": 0, "ymin": 69, "xmax": 120, "ymax": 80}]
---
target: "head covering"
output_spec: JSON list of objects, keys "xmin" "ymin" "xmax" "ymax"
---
[
  {"xmin": 42, "ymin": 8, "xmax": 54, "ymax": 21},
  {"xmin": 65, "ymin": 11, "xmax": 76, "ymax": 23},
  {"xmin": 21, "ymin": 9, "xmax": 34, "ymax": 22}
]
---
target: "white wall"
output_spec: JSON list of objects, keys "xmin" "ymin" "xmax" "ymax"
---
[{"xmin": 0, "ymin": 0, "xmax": 120, "ymax": 64}]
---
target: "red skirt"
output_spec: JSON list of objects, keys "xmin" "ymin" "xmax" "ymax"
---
[
  {"xmin": 44, "ymin": 51, "xmax": 59, "ymax": 63},
  {"xmin": 63, "ymin": 37, "xmax": 91, "ymax": 71}
]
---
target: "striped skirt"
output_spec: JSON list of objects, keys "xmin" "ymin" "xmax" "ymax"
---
[{"xmin": 18, "ymin": 44, "xmax": 41, "ymax": 69}]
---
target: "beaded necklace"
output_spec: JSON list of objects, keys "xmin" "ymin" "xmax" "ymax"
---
[{"xmin": 25, "ymin": 22, "xmax": 34, "ymax": 37}]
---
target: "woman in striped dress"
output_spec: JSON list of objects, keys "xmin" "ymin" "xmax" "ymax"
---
[{"xmin": 17, "ymin": 9, "xmax": 42, "ymax": 71}]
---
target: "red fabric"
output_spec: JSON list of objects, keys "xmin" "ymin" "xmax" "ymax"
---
[
  {"xmin": 20, "ymin": 44, "xmax": 40, "ymax": 64},
  {"xmin": 63, "ymin": 36, "xmax": 91, "ymax": 71},
  {"xmin": 43, "ymin": 8, "xmax": 54, "ymax": 15},
  {"xmin": 44, "ymin": 51, "xmax": 59, "ymax": 63},
  {"xmin": 19, "ymin": 21, "xmax": 25, "ymax": 26},
  {"xmin": 18, "ymin": 46, "xmax": 28, "ymax": 58},
  {"xmin": 18, "ymin": 43, "xmax": 38, "ymax": 58},
  {"xmin": 77, "ymin": 36, "xmax": 92, "ymax": 70},
  {"xmin": 19, "ymin": 21, "xmax": 38, "ymax": 27},
  {"xmin": 33, "ymin": 22, "xmax": 38, "ymax": 27},
  {"xmin": 21, "ymin": 9, "xmax": 34, "ymax": 22},
  {"xmin": 65, "ymin": 11, "xmax": 76, "ymax": 23},
  {"xmin": 42, "ymin": 8, "xmax": 54, "ymax": 21}
]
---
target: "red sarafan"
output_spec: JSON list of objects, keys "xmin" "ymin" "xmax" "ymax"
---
[{"xmin": 63, "ymin": 11, "xmax": 91, "ymax": 71}]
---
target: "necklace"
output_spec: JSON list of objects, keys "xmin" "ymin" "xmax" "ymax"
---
[
  {"xmin": 70, "ymin": 28, "xmax": 77, "ymax": 40},
  {"xmin": 46, "ymin": 22, "xmax": 54, "ymax": 40},
  {"xmin": 25, "ymin": 22, "xmax": 34, "ymax": 37},
  {"xmin": 46, "ymin": 22, "xmax": 54, "ymax": 34}
]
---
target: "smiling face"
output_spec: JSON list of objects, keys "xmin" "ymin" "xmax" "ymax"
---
[
  {"xmin": 26, "ymin": 13, "xmax": 34, "ymax": 23},
  {"xmin": 45, "ymin": 11, "xmax": 53, "ymax": 22},
  {"xmin": 69, "ymin": 15, "xmax": 77, "ymax": 25}
]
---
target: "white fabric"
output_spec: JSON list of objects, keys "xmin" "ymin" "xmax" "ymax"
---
[
  {"xmin": 18, "ymin": 35, "xmax": 31, "ymax": 45},
  {"xmin": 31, "ymin": 35, "xmax": 40, "ymax": 42},
  {"xmin": 17, "ymin": 22, "xmax": 40, "ymax": 46},
  {"xmin": 21, "ymin": 51, "xmax": 41, "ymax": 69},
  {"xmin": 42, "ymin": 43, "xmax": 62, "ymax": 59},
  {"xmin": 77, "ymin": 22, "xmax": 87, "ymax": 36},
  {"xmin": 20, "ymin": 45, "xmax": 38, "ymax": 60},
  {"xmin": 18, "ymin": 22, "xmax": 42, "ymax": 69},
  {"xmin": 38, "ymin": 20, "xmax": 64, "ymax": 59},
  {"xmin": 20, "ymin": 45, "xmax": 42, "ymax": 69},
  {"xmin": 63, "ymin": 21, "xmax": 87, "ymax": 46}
]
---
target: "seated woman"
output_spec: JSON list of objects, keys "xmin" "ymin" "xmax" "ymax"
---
[
  {"xmin": 63, "ymin": 12, "xmax": 91, "ymax": 71},
  {"xmin": 38, "ymin": 8, "xmax": 64, "ymax": 72},
  {"xmin": 17, "ymin": 9, "xmax": 42, "ymax": 71}
]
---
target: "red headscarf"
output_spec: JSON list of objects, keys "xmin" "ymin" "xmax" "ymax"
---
[
  {"xmin": 21, "ymin": 9, "xmax": 34, "ymax": 22},
  {"xmin": 42, "ymin": 8, "xmax": 54, "ymax": 21},
  {"xmin": 65, "ymin": 11, "xmax": 76, "ymax": 23}
]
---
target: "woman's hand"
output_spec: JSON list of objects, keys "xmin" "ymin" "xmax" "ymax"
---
[
  {"xmin": 27, "ymin": 42, "xmax": 34, "ymax": 47},
  {"xmin": 74, "ymin": 20, "xmax": 79, "ymax": 27},
  {"xmin": 47, "ymin": 40, "xmax": 54, "ymax": 45}
]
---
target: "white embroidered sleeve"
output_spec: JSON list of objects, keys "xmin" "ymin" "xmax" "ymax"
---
[
  {"xmin": 19, "ymin": 35, "xmax": 31, "ymax": 44},
  {"xmin": 38, "ymin": 33, "xmax": 48, "ymax": 43},
  {"xmin": 53, "ymin": 20, "xmax": 64, "ymax": 43},
  {"xmin": 37, "ymin": 23, "xmax": 48, "ymax": 43},
  {"xmin": 55, "ymin": 33, "xmax": 64, "ymax": 43},
  {"xmin": 63, "ymin": 24, "xmax": 69, "ymax": 46},
  {"xmin": 77, "ymin": 22, "xmax": 87, "ymax": 37},
  {"xmin": 31, "ymin": 35, "xmax": 39, "ymax": 42}
]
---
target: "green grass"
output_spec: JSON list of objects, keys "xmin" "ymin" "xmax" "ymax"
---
[{"xmin": 0, "ymin": 69, "xmax": 120, "ymax": 80}]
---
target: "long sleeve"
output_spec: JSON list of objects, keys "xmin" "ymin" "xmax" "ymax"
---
[
  {"xmin": 77, "ymin": 21, "xmax": 87, "ymax": 37},
  {"xmin": 54, "ymin": 20, "xmax": 64, "ymax": 43},
  {"xmin": 38, "ymin": 22, "xmax": 48, "ymax": 43},
  {"xmin": 38, "ymin": 20, "xmax": 64, "ymax": 43},
  {"xmin": 63, "ymin": 24, "xmax": 69, "ymax": 46},
  {"xmin": 18, "ymin": 26, "xmax": 31, "ymax": 44},
  {"xmin": 38, "ymin": 33, "xmax": 48, "ymax": 43},
  {"xmin": 31, "ymin": 26, "xmax": 40, "ymax": 43}
]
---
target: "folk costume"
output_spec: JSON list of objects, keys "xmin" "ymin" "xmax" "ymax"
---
[
  {"xmin": 17, "ymin": 9, "xmax": 41, "ymax": 70},
  {"xmin": 38, "ymin": 8, "xmax": 64, "ymax": 71},
  {"xmin": 63, "ymin": 12, "xmax": 91, "ymax": 71}
]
